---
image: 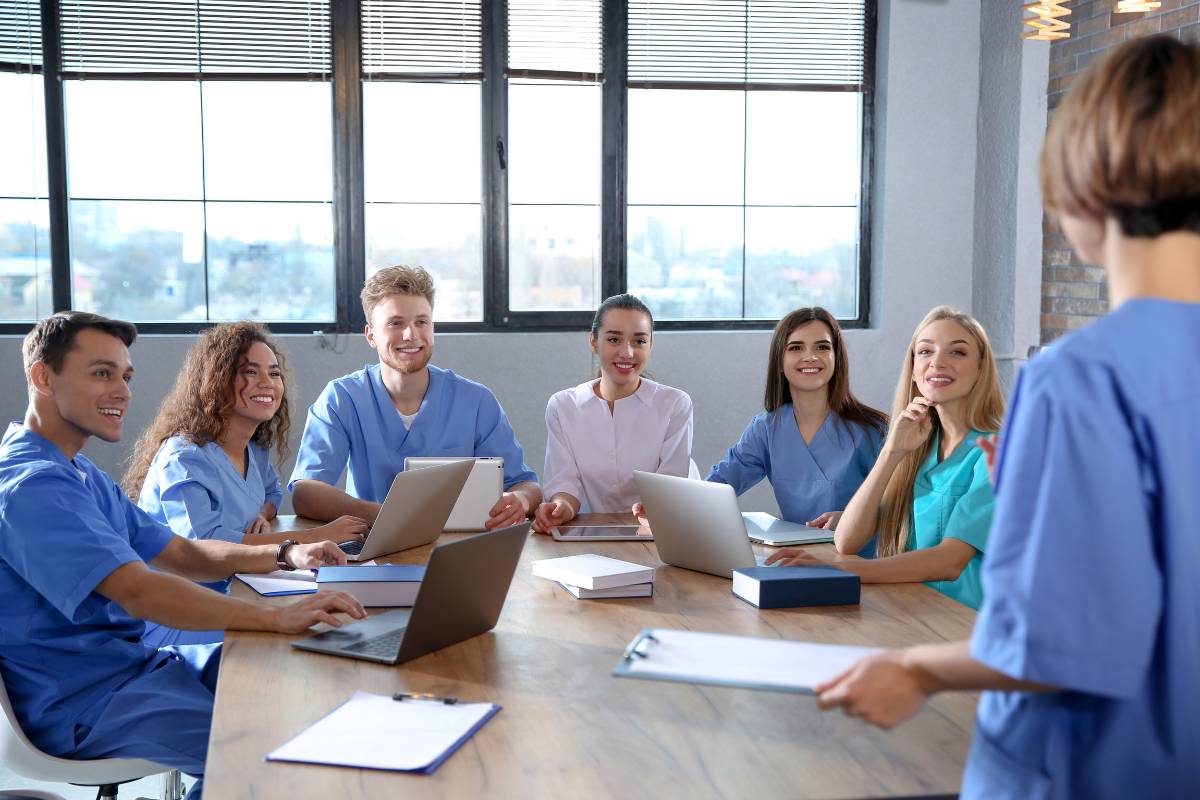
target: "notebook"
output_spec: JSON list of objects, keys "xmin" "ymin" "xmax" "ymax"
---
[
  {"xmin": 531, "ymin": 554, "xmax": 655, "ymax": 590},
  {"xmin": 267, "ymin": 690, "xmax": 499, "ymax": 774}
]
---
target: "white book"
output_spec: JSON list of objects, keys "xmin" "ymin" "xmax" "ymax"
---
[
  {"xmin": 558, "ymin": 581, "xmax": 654, "ymax": 599},
  {"xmin": 531, "ymin": 554, "xmax": 655, "ymax": 590}
]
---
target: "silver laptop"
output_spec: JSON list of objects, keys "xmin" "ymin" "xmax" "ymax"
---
[
  {"xmin": 293, "ymin": 522, "xmax": 530, "ymax": 664},
  {"xmin": 339, "ymin": 459, "xmax": 473, "ymax": 561},
  {"xmin": 633, "ymin": 471, "xmax": 771, "ymax": 579},
  {"xmin": 742, "ymin": 512, "xmax": 834, "ymax": 546},
  {"xmin": 403, "ymin": 456, "xmax": 503, "ymax": 531}
]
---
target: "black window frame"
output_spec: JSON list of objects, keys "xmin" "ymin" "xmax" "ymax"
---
[{"xmin": 0, "ymin": 0, "xmax": 875, "ymax": 336}]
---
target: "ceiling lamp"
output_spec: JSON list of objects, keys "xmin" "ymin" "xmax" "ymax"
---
[
  {"xmin": 1022, "ymin": 2, "xmax": 1072, "ymax": 40},
  {"xmin": 1115, "ymin": 1, "xmax": 1161, "ymax": 11}
]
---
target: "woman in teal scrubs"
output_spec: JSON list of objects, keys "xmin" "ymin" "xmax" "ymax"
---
[
  {"xmin": 768, "ymin": 306, "xmax": 1004, "ymax": 610},
  {"xmin": 706, "ymin": 307, "xmax": 886, "ymax": 529},
  {"xmin": 123, "ymin": 322, "xmax": 367, "ymax": 646},
  {"xmin": 809, "ymin": 36, "xmax": 1200, "ymax": 799}
]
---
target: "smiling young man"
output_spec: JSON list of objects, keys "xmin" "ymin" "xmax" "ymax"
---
[
  {"xmin": 0, "ymin": 312, "xmax": 366, "ymax": 799},
  {"xmin": 290, "ymin": 265, "xmax": 541, "ymax": 528}
]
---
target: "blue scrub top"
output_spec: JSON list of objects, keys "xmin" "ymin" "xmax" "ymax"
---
[
  {"xmin": 965, "ymin": 300, "xmax": 1200, "ymax": 799},
  {"xmin": 0, "ymin": 424, "xmax": 175, "ymax": 755},
  {"xmin": 909, "ymin": 427, "xmax": 993, "ymax": 610},
  {"xmin": 706, "ymin": 407, "xmax": 883, "ymax": 523},
  {"xmin": 289, "ymin": 363, "xmax": 537, "ymax": 502},
  {"xmin": 138, "ymin": 436, "xmax": 282, "ymax": 593}
]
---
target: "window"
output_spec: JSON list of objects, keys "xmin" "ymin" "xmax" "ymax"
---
[
  {"xmin": 506, "ymin": 1, "xmax": 603, "ymax": 313},
  {"xmin": 2, "ymin": 0, "xmax": 872, "ymax": 332},
  {"xmin": 626, "ymin": 0, "xmax": 868, "ymax": 322},
  {"xmin": 0, "ymin": 1, "xmax": 50, "ymax": 321},
  {"xmin": 362, "ymin": 1, "xmax": 484, "ymax": 322},
  {"xmin": 59, "ymin": 1, "xmax": 335, "ymax": 324}
]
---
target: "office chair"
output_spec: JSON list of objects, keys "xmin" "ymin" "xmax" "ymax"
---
[{"xmin": 0, "ymin": 673, "xmax": 182, "ymax": 799}]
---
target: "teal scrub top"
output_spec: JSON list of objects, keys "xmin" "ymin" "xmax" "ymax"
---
[{"xmin": 909, "ymin": 427, "xmax": 995, "ymax": 609}]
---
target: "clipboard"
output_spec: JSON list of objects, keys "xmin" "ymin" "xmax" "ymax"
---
[
  {"xmin": 612, "ymin": 628, "xmax": 879, "ymax": 694},
  {"xmin": 267, "ymin": 690, "xmax": 500, "ymax": 774}
]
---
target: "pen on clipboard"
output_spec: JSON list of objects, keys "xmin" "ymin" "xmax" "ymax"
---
[{"xmin": 392, "ymin": 692, "xmax": 458, "ymax": 705}]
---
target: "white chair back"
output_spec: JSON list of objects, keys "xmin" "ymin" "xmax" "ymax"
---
[{"xmin": 0, "ymin": 670, "xmax": 163, "ymax": 785}]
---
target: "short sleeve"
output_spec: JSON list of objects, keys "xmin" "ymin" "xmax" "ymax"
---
[
  {"xmin": 657, "ymin": 392, "xmax": 694, "ymax": 478},
  {"xmin": 155, "ymin": 448, "xmax": 245, "ymax": 544},
  {"xmin": 288, "ymin": 383, "xmax": 352, "ymax": 491},
  {"xmin": 943, "ymin": 453, "xmax": 994, "ymax": 554},
  {"xmin": 970, "ymin": 358, "xmax": 1161, "ymax": 699},
  {"xmin": 542, "ymin": 396, "xmax": 584, "ymax": 502},
  {"xmin": 705, "ymin": 414, "xmax": 769, "ymax": 494},
  {"xmin": 0, "ymin": 470, "xmax": 147, "ymax": 621},
  {"xmin": 474, "ymin": 390, "xmax": 538, "ymax": 488}
]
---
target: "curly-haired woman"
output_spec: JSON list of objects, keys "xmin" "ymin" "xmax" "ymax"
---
[{"xmin": 123, "ymin": 322, "xmax": 367, "ymax": 646}]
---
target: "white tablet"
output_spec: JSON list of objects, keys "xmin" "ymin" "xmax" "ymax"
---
[
  {"xmin": 403, "ymin": 457, "xmax": 503, "ymax": 531},
  {"xmin": 550, "ymin": 524, "xmax": 653, "ymax": 542}
]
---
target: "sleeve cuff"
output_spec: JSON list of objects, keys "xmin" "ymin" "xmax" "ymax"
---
[{"xmin": 63, "ymin": 552, "xmax": 143, "ymax": 622}]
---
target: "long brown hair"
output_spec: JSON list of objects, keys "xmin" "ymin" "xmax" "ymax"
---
[
  {"xmin": 123, "ymin": 322, "xmax": 292, "ymax": 499},
  {"xmin": 763, "ymin": 307, "xmax": 887, "ymax": 437},
  {"xmin": 874, "ymin": 306, "xmax": 1005, "ymax": 557}
]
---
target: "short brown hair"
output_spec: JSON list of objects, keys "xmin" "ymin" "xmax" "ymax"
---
[
  {"xmin": 1042, "ymin": 35, "xmax": 1200, "ymax": 236},
  {"xmin": 361, "ymin": 265, "xmax": 436, "ymax": 320},
  {"xmin": 23, "ymin": 311, "xmax": 137, "ymax": 378}
]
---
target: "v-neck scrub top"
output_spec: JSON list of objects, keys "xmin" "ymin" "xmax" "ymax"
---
[
  {"xmin": 542, "ymin": 378, "xmax": 693, "ymax": 513},
  {"xmin": 706, "ymin": 407, "xmax": 884, "ymax": 524},
  {"xmin": 909, "ymin": 427, "xmax": 994, "ymax": 610},
  {"xmin": 289, "ymin": 364, "xmax": 537, "ymax": 502}
]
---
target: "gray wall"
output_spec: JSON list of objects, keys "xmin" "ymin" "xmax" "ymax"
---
[{"xmin": 0, "ymin": 1, "xmax": 1049, "ymax": 516}]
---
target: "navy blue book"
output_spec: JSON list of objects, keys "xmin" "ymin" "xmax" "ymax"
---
[{"xmin": 732, "ymin": 565, "xmax": 860, "ymax": 609}]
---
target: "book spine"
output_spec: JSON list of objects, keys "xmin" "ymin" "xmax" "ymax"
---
[{"xmin": 318, "ymin": 582, "xmax": 421, "ymax": 608}]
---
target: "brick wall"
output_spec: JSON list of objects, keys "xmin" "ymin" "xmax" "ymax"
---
[{"xmin": 1040, "ymin": 0, "xmax": 1200, "ymax": 343}]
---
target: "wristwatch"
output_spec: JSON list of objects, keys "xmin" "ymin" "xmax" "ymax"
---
[{"xmin": 275, "ymin": 539, "xmax": 299, "ymax": 571}]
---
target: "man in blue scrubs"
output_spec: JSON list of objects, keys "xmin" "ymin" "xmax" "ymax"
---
[
  {"xmin": 807, "ymin": 36, "xmax": 1200, "ymax": 799},
  {"xmin": 0, "ymin": 312, "xmax": 366, "ymax": 798},
  {"xmin": 291, "ymin": 265, "xmax": 541, "ymax": 527}
]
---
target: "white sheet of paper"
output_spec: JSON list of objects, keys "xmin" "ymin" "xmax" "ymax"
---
[
  {"xmin": 236, "ymin": 570, "xmax": 316, "ymax": 595},
  {"xmin": 624, "ymin": 629, "xmax": 879, "ymax": 692},
  {"xmin": 267, "ymin": 691, "xmax": 497, "ymax": 771}
]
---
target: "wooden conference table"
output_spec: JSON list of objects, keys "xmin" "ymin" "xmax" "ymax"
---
[{"xmin": 207, "ymin": 514, "xmax": 978, "ymax": 799}]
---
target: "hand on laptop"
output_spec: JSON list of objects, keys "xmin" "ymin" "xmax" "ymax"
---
[
  {"xmin": 486, "ymin": 491, "xmax": 530, "ymax": 530},
  {"xmin": 763, "ymin": 547, "xmax": 829, "ymax": 568},
  {"xmin": 272, "ymin": 591, "xmax": 367, "ymax": 634},
  {"xmin": 806, "ymin": 511, "xmax": 843, "ymax": 530},
  {"xmin": 308, "ymin": 515, "xmax": 370, "ymax": 545}
]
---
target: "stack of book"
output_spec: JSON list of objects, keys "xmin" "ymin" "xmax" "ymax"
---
[{"xmin": 531, "ymin": 554, "xmax": 655, "ymax": 599}]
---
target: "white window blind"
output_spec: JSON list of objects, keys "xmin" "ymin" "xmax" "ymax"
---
[
  {"xmin": 0, "ymin": 0, "xmax": 41, "ymax": 69},
  {"xmin": 362, "ymin": 0, "xmax": 482, "ymax": 78},
  {"xmin": 628, "ymin": 0, "xmax": 866, "ymax": 88},
  {"xmin": 58, "ymin": 1, "xmax": 332, "ymax": 75},
  {"xmin": 507, "ymin": 0, "xmax": 602, "ymax": 80}
]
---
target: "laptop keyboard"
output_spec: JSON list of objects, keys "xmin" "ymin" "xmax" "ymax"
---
[
  {"xmin": 344, "ymin": 627, "xmax": 406, "ymax": 658},
  {"xmin": 338, "ymin": 539, "xmax": 364, "ymax": 556}
]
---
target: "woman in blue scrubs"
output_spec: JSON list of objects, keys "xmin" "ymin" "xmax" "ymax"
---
[
  {"xmin": 768, "ymin": 306, "xmax": 1005, "ymax": 610},
  {"xmin": 809, "ymin": 36, "xmax": 1200, "ymax": 799},
  {"xmin": 123, "ymin": 322, "xmax": 368, "ymax": 646},
  {"xmin": 706, "ymin": 307, "xmax": 886, "ymax": 528}
]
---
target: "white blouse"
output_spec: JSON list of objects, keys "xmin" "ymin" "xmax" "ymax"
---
[{"xmin": 542, "ymin": 377, "xmax": 694, "ymax": 513}]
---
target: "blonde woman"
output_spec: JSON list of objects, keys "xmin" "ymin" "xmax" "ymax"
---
[{"xmin": 767, "ymin": 306, "xmax": 1004, "ymax": 610}]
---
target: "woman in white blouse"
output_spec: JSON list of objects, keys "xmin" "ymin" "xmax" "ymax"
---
[{"xmin": 532, "ymin": 294, "xmax": 694, "ymax": 532}]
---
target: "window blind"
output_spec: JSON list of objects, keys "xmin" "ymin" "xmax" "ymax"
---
[
  {"xmin": 507, "ymin": 0, "xmax": 602, "ymax": 81},
  {"xmin": 0, "ymin": 0, "xmax": 41, "ymax": 70},
  {"xmin": 628, "ymin": 0, "xmax": 866, "ymax": 89},
  {"xmin": 58, "ymin": 1, "xmax": 332, "ymax": 76},
  {"xmin": 362, "ymin": 0, "xmax": 482, "ymax": 79}
]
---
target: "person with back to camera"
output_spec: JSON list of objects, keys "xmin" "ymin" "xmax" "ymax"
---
[{"xmin": 809, "ymin": 35, "xmax": 1200, "ymax": 799}]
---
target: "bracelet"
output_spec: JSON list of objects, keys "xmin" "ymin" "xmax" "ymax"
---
[{"xmin": 275, "ymin": 539, "xmax": 298, "ymax": 571}]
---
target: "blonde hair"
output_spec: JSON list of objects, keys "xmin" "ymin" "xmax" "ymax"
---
[
  {"xmin": 1042, "ymin": 35, "xmax": 1200, "ymax": 236},
  {"xmin": 361, "ymin": 265, "xmax": 436, "ymax": 320},
  {"xmin": 874, "ymin": 306, "xmax": 1005, "ymax": 557}
]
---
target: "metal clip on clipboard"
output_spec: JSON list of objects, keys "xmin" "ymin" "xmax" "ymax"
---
[{"xmin": 621, "ymin": 631, "xmax": 659, "ymax": 660}]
